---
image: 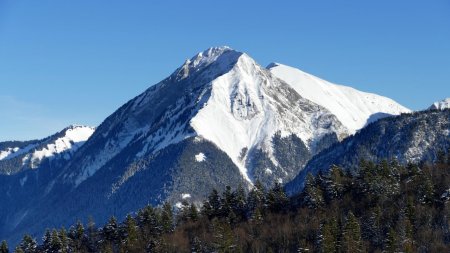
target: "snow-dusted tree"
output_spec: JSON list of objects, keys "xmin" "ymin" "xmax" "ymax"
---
[
  {"xmin": 342, "ymin": 212, "xmax": 363, "ymax": 252},
  {"xmin": 303, "ymin": 173, "xmax": 324, "ymax": 208},
  {"xmin": 0, "ymin": 241, "xmax": 8, "ymax": 253},
  {"xmin": 17, "ymin": 235, "xmax": 37, "ymax": 253}
]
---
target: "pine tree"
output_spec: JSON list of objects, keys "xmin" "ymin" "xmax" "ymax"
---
[
  {"xmin": 303, "ymin": 173, "xmax": 324, "ymax": 208},
  {"xmin": 102, "ymin": 216, "xmax": 119, "ymax": 252},
  {"xmin": 341, "ymin": 212, "xmax": 363, "ymax": 252},
  {"xmin": 266, "ymin": 182, "xmax": 289, "ymax": 212},
  {"xmin": 0, "ymin": 241, "xmax": 8, "ymax": 253},
  {"xmin": 222, "ymin": 186, "xmax": 234, "ymax": 211},
  {"xmin": 58, "ymin": 228, "xmax": 69, "ymax": 253},
  {"xmin": 18, "ymin": 235, "xmax": 36, "ymax": 253},
  {"xmin": 13, "ymin": 247, "xmax": 23, "ymax": 253},
  {"xmin": 178, "ymin": 200, "xmax": 191, "ymax": 223},
  {"xmin": 232, "ymin": 184, "xmax": 247, "ymax": 222},
  {"xmin": 320, "ymin": 218, "xmax": 338, "ymax": 253},
  {"xmin": 385, "ymin": 228, "xmax": 398, "ymax": 253},
  {"xmin": 86, "ymin": 217, "xmax": 97, "ymax": 252},
  {"xmin": 212, "ymin": 219, "xmax": 236, "ymax": 253},
  {"xmin": 189, "ymin": 204, "xmax": 199, "ymax": 222},
  {"xmin": 49, "ymin": 229, "xmax": 62, "ymax": 252},
  {"xmin": 69, "ymin": 220, "xmax": 85, "ymax": 251},
  {"xmin": 137, "ymin": 205, "xmax": 162, "ymax": 249},
  {"xmin": 122, "ymin": 214, "xmax": 139, "ymax": 253},
  {"xmin": 418, "ymin": 174, "xmax": 434, "ymax": 204},
  {"xmin": 248, "ymin": 180, "xmax": 266, "ymax": 219},
  {"xmin": 160, "ymin": 202, "xmax": 173, "ymax": 233},
  {"xmin": 208, "ymin": 189, "xmax": 222, "ymax": 218},
  {"xmin": 42, "ymin": 229, "xmax": 52, "ymax": 252}
]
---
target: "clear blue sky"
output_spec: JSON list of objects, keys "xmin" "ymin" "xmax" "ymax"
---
[{"xmin": 1, "ymin": 0, "xmax": 449, "ymax": 141}]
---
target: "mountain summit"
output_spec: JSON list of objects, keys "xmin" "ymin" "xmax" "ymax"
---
[
  {"xmin": 62, "ymin": 46, "xmax": 349, "ymax": 188},
  {"xmin": 0, "ymin": 47, "xmax": 411, "ymax": 244}
]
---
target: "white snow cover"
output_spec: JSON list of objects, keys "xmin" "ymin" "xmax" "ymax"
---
[
  {"xmin": 195, "ymin": 152, "xmax": 206, "ymax": 162},
  {"xmin": 429, "ymin": 98, "xmax": 450, "ymax": 110},
  {"xmin": 68, "ymin": 46, "xmax": 411, "ymax": 187},
  {"xmin": 190, "ymin": 51, "xmax": 346, "ymax": 182},
  {"xmin": 182, "ymin": 193, "xmax": 191, "ymax": 199},
  {"xmin": 29, "ymin": 126, "xmax": 95, "ymax": 168},
  {"xmin": 0, "ymin": 145, "xmax": 36, "ymax": 161},
  {"xmin": 0, "ymin": 147, "xmax": 20, "ymax": 160},
  {"xmin": 268, "ymin": 63, "xmax": 411, "ymax": 133}
]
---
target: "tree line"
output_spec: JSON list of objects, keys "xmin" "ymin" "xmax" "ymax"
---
[{"xmin": 1, "ymin": 157, "xmax": 449, "ymax": 252}]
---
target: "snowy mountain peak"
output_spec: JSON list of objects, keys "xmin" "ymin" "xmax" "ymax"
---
[
  {"xmin": 267, "ymin": 62, "xmax": 411, "ymax": 133},
  {"xmin": 69, "ymin": 47, "xmax": 347, "ymax": 186},
  {"xmin": 176, "ymin": 46, "xmax": 240, "ymax": 80},
  {"xmin": 189, "ymin": 50, "xmax": 347, "ymax": 182},
  {"xmin": 429, "ymin": 98, "xmax": 450, "ymax": 110}
]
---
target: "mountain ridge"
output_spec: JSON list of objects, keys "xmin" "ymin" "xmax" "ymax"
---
[
  {"xmin": 285, "ymin": 108, "xmax": 450, "ymax": 195},
  {"xmin": 0, "ymin": 46, "xmax": 417, "ymax": 245}
]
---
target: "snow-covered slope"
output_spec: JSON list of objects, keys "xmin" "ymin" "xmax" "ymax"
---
[
  {"xmin": 189, "ymin": 50, "xmax": 348, "ymax": 182},
  {"xmin": 0, "ymin": 46, "xmax": 422, "ymax": 245},
  {"xmin": 63, "ymin": 46, "xmax": 348, "ymax": 187},
  {"xmin": 0, "ymin": 125, "xmax": 95, "ymax": 174},
  {"xmin": 429, "ymin": 98, "xmax": 450, "ymax": 110},
  {"xmin": 268, "ymin": 63, "xmax": 411, "ymax": 133}
]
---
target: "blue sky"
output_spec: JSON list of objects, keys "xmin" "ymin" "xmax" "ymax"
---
[{"xmin": 1, "ymin": 0, "xmax": 449, "ymax": 141}]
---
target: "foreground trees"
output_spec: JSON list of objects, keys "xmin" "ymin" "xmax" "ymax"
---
[{"xmin": 7, "ymin": 158, "xmax": 450, "ymax": 252}]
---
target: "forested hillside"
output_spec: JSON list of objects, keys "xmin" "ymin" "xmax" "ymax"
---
[{"xmin": 2, "ymin": 157, "xmax": 449, "ymax": 253}]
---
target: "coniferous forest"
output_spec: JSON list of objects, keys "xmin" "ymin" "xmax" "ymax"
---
[{"xmin": 1, "ymin": 157, "xmax": 449, "ymax": 253}]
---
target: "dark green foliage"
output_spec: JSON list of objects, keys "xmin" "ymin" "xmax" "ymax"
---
[
  {"xmin": 160, "ymin": 202, "xmax": 174, "ymax": 233},
  {"xmin": 0, "ymin": 241, "xmax": 8, "ymax": 253},
  {"xmin": 17, "ymin": 235, "xmax": 36, "ymax": 253},
  {"xmin": 341, "ymin": 212, "xmax": 363, "ymax": 252},
  {"xmin": 2, "ymin": 160, "xmax": 449, "ymax": 252}
]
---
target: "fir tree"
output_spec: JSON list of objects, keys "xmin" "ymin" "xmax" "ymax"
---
[
  {"xmin": 58, "ymin": 228, "xmax": 69, "ymax": 253},
  {"xmin": 266, "ymin": 182, "xmax": 289, "ymax": 212},
  {"xmin": 102, "ymin": 216, "xmax": 119, "ymax": 252},
  {"xmin": 17, "ymin": 235, "xmax": 36, "ymax": 253},
  {"xmin": 122, "ymin": 214, "xmax": 139, "ymax": 253},
  {"xmin": 320, "ymin": 218, "xmax": 338, "ymax": 253},
  {"xmin": 232, "ymin": 184, "xmax": 247, "ymax": 222},
  {"xmin": 160, "ymin": 202, "xmax": 173, "ymax": 233},
  {"xmin": 341, "ymin": 212, "xmax": 363, "ymax": 252},
  {"xmin": 69, "ymin": 220, "xmax": 85, "ymax": 251},
  {"xmin": 49, "ymin": 229, "xmax": 62, "ymax": 252},
  {"xmin": 189, "ymin": 204, "xmax": 199, "ymax": 222},
  {"xmin": 212, "ymin": 219, "xmax": 236, "ymax": 253},
  {"xmin": 41, "ymin": 229, "xmax": 52, "ymax": 252},
  {"xmin": 385, "ymin": 227, "xmax": 399, "ymax": 253},
  {"xmin": 208, "ymin": 189, "xmax": 222, "ymax": 218},
  {"xmin": 0, "ymin": 241, "xmax": 8, "ymax": 253},
  {"xmin": 303, "ymin": 173, "xmax": 324, "ymax": 208},
  {"xmin": 13, "ymin": 247, "xmax": 23, "ymax": 253},
  {"xmin": 248, "ymin": 180, "xmax": 266, "ymax": 218}
]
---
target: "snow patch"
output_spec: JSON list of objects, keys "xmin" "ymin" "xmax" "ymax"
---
[
  {"xmin": 30, "ymin": 126, "xmax": 95, "ymax": 168},
  {"xmin": 0, "ymin": 144, "xmax": 37, "ymax": 161},
  {"xmin": 268, "ymin": 63, "xmax": 410, "ymax": 133},
  {"xmin": 195, "ymin": 152, "xmax": 206, "ymax": 162},
  {"xmin": 182, "ymin": 193, "xmax": 191, "ymax": 199}
]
